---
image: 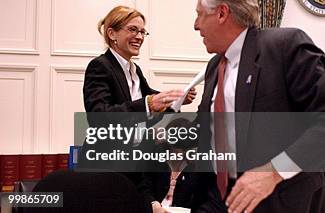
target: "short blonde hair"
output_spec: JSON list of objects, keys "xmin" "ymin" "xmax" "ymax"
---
[
  {"xmin": 200, "ymin": 0, "xmax": 260, "ymax": 27},
  {"xmin": 98, "ymin": 6, "xmax": 146, "ymax": 47}
]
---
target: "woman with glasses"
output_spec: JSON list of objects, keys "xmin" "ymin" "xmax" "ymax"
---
[
  {"xmin": 83, "ymin": 5, "xmax": 196, "ymax": 213},
  {"xmin": 84, "ymin": 5, "xmax": 196, "ymax": 113}
]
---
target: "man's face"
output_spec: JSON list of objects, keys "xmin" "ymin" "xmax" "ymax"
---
[{"xmin": 194, "ymin": 1, "xmax": 222, "ymax": 54}]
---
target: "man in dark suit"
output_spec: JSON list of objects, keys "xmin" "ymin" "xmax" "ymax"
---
[{"xmin": 192, "ymin": 0, "xmax": 325, "ymax": 212}]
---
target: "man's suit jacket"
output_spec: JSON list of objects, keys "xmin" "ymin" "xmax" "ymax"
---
[
  {"xmin": 83, "ymin": 49, "xmax": 158, "ymax": 112},
  {"xmin": 193, "ymin": 27, "xmax": 325, "ymax": 213}
]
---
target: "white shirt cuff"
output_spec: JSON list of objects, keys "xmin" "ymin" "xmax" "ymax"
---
[
  {"xmin": 145, "ymin": 95, "xmax": 154, "ymax": 118},
  {"xmin": 271, "ymin": 152, "xmax": 302, "ymax": 180},
  {"xmin": 145, "ymin": 95, "xmax": 150, "ymax": 113}
]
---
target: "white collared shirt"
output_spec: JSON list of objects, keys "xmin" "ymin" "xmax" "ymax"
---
[
  {"xmin": 209, "ymin": 28, "xmax": 248, "ymax": 178},
  {"xmin": 110, "ymin": 48, "xmax": 143, "ymax": 101},
  {"xmin": 110, "ymin": 48, "xmax": 149, "ymax": 146}
]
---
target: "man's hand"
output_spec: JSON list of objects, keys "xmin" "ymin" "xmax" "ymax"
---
[
  {"xmin": 226, "ymin": 162, "xmax": 283, "ymax": 213},
  {"xmin": 183, "ymin": 87, "xmax": 197, "ymax": 105}
]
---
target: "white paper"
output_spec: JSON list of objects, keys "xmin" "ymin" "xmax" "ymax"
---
[
  {"xmin": 161, "ymin": 198, "xmax": 171, "ymax": 208},
  {"xmin": 152, "ymin": 66, "xmax": 206, "ymax": 129},
  {"xmin": 171, "ymin": 66, "xmax": 206, "ymax": 112},
  {"xmin": 165, "ymin": 207, "xmax": 191, "ymax": 213}
]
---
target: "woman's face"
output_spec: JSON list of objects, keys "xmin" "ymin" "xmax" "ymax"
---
[{"xmin": 111, "ymin": 16, "xmax": 146, "ymax": 60}]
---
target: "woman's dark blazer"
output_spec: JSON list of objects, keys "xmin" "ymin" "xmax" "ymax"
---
[
  {"xmin": 83, "ymin": 49, "xmax": 158, "ymax": 112},
  {"xmin": 82, "ymin": 49, "xmax": 159, "ymax": 210}
]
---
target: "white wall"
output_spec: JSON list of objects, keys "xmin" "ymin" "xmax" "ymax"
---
[
  {"xmin": 0, "ymin": 0, "xmax": 324, "ymax": 154},
  {"xmin": 282, "ymin": 0, "xmax": 325, "ymax": 50},
  {"xmin": 0, "ymin": 0, "xmax": 208, "ymax": 154}
]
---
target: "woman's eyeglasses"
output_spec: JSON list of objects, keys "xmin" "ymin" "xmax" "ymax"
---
[{"xmin": 123, "ymin": 26, "xmax": 149, "ymax": 37}]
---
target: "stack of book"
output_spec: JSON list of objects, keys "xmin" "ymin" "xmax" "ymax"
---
[{"xmin": 0, "ymin": 154, "xmax": 69, "ymax": 192}]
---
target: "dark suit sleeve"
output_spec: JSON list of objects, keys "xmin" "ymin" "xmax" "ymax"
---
[
  {"xmin": 194, "ymin": 56, "xmax": 227, "ymax": 212},
  {"xmin": 283, "ymin": 29, "xmax": 325, "ymax": 171},
  {"xmin": 83, "ymin": 58, "xmax": 156, "ymax": 112}
]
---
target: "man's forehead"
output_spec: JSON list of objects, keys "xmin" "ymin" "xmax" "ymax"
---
[{"xmin": 196, "ymin": 2, "xmax": 204, "ymax": 12}]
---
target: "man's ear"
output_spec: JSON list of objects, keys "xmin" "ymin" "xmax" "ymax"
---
[
  {"xmin": 107, "ymin": 28, "xmax": 116, "ymax": 41},
  {"xmin": 215, "ymin": 3, "xmax": 230, "ymax": 24}
]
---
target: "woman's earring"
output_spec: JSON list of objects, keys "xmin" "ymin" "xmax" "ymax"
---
[{"xmin": 114, "ymin": 40, "xmax": 117, "ymax": 45}]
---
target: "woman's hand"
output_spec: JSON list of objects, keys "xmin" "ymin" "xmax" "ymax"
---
[
  {"xmin": 150, "ymin": 90, "xmax": 184, "ymax": 112},
  {"xmin": 183, "ymin": 87, "xmax": 197, "ymax": 105},
  {"xmin": 152, "ymin": 201, "xmax": 170, "ymax": 213}
]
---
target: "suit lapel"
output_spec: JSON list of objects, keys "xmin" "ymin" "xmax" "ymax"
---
[
  {"xmin": 135, "ymin": 67, "xmax": 150, "ymax": 96},
  {"xmin": 235, "ymin": 28, "xmax": 260, "ymax": 112},
  {"xmin": 104, "ymin": 50, "xmax": 132, "ymax": 101},
  {"xmin": 235, "ymin": 28, "xmax": 261, "ymax": 161},
  {"xmin": 200, "ymin": 55, "xmax": 220, "ymax": 111}
]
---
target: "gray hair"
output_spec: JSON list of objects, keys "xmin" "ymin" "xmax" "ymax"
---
[{"xmin": 199, "ymin": 0, "xmax": 260, "ymax": 27}]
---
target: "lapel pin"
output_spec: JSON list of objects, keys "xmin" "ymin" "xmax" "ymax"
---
[{"xmin": 246, "ymin": 75, "xmax": 252, "ymax": 84}]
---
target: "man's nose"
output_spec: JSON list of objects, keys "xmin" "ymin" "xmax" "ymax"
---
[{"xmin": 194, "ymin": 18, "xmax": 199, "ymax": 31}]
